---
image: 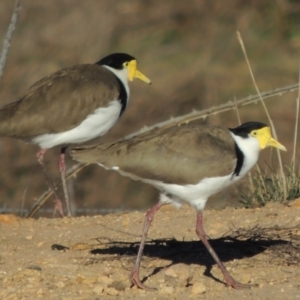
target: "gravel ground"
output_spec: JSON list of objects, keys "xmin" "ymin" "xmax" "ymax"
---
[{"xmin": 1, "ymin": 202, "xmax": 300, "ymax": 300}]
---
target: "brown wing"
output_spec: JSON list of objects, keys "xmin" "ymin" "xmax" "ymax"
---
[
  {"xmin": 0, "ymin": 64, "xmax": 120, "ymax": 139},
  {"xmin": 71, "ymin": 125, "xmax": 237, "ymax": 184}
]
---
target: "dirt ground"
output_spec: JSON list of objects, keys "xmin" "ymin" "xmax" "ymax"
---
[{"xmin": 0, "ymin": 202, "xmax": 300, "ymax": 300}]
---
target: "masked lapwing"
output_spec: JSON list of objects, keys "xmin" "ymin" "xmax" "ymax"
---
[
  {"xmin": 71, "ymin": 121, "xmax": 286, "ymax": 290},
  {"xmin": 0, "ymin": 53, "xmax": 151, "ymax": 217}
]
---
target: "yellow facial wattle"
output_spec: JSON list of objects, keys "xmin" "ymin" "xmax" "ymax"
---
[
  {"xmin": 125, "ymin": 60, "xmax": 151, "ymax": 84},
  {"xmin": 251, "ymin": 127, "xmax": 286, "ymax": 151}
]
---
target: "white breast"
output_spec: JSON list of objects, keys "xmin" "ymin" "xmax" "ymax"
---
[{"xmin": 33, "ymin": 100, "xmax": 122, "ymax": 148}]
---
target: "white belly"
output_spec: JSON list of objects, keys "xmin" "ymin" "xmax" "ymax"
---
[
  {"xmin": 153, "ymin": 174, "xmax": 237, "ymax": 210},
  {"xmin": 102, "ymin": 164, "xmax": 240, "ymax": 211},
  {"xmin": 33, "ymin": 100, "xmax": 122, "ymax": 148}
]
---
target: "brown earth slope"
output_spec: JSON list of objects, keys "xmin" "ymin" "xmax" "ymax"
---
[{"xmin": 0, "ymin": 202, "xmax": 300, "ymax": 299}]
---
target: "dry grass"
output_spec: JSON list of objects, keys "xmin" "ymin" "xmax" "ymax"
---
[{"xmin": 240, "ymin": 164, "xmax": 300, "ymax": 207}]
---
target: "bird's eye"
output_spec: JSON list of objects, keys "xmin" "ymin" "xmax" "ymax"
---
[
  {"xmin": 124, "ymin": 62, "xmax": 129, "ymax": 67},
  {"xmin": 253, "ymin": 131, "xmax": 257, "ymax": 135}
]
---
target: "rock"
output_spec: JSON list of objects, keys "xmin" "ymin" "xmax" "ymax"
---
[
  {"xmin": 191, "ymin": 282, "xmax": 206, "ymax": 295},
  {"xmin": 36, "ymin": 288, "xmax": 43, "ymax": 296},
  {"xmin": 27, "ymin": 265, "xmax": 42, "ymax": 271},
  {"xmin": 97, "ymin": 275, "xmax": 113, "ymax": 285},
  {"xmin": 240, "ymin": 273, "xmax": 251, "ymax": 284},
  {"xmin": 37, "ymin": 242, "xmax": 45, "ymax": 247},
  {"xmin": 164, "ymin": 264, "xmax": 192, "ymax": 287},
  {"xmin": 165, "ymin": 267, "xmax": 177, "ymax": 278},
  {"xmin": 104, "ymin": 287, "xmax": 119, "ymax": 296},
  {"xmin": 109, "ymin": 280, "xmax": 126, "ymax": 291},
  {"xmin": 70, "ymin": 243, "xmax": 90, "ymax": 250},
  {"xmin": 160, "ymin": 286, "xmax": 175, "ymax": 295},
  {"xmin": 288, "ymin": 198, "xmax": 300, "ymax": 207},
  {"xmin": 0, "ymin": 214, "xmax": 21, "ymax": 224},
  {"xmin": 82, "ymin": 276, "xmax": 98, "ymax": 285},
  {"xmin": 56, "ymin": 281, "xmax": 66, "ymax": 288},
  {"xmin": 93, "ymin": 284, "xmax": 104, "ymax": 295},
  {"xmin": 4, "ymin": 293, "xmax": 18, "ymax": 300}
]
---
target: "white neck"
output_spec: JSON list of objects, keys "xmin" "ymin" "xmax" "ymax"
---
[
  {"xmin": 230, "ymin": 132, "xmax": 261, "ymax": 178},
  {"xmin": 103, "ymin": 65, "xmax": 130, "ymax": 99}
]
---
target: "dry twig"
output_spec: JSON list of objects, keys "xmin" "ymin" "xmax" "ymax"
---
[
  {"xmin": 237, "ymin": 31, "xmax": 287, "ymax": 200},
  {"xmin": 0, "ymin": 0, "xmax": 21, "ymax": 83}
]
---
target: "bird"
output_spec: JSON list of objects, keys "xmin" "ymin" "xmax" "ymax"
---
[
  {"xmin": 0, "ymin": 53, "xmax": 151, "ymax": 217},
  {"xmin": 70, "ymin": 121, "xmax": 286, "ymax": 290}
]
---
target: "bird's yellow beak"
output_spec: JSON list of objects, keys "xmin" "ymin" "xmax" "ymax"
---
[
  {"xmin": 252, "ymin": 127, "xmax": 287, "ymax": 151},
  {"xmin": 126, "ymin": 60, "xmax": 151, "ymax": 84}
]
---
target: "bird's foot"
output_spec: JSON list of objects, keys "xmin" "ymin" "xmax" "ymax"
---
[
  {"xmin": 130, "ymin": 268, "xmax": 156, "ymax": 291},
  {"xmin": 224, "ymin": 275, "xmax": 257, "ymax": 289}
]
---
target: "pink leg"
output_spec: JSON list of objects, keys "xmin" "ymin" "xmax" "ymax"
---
[
  {"xmin": 36, "ymin": 149, "xmax": 64, "ymax": 218},
  {"xmin": 196, "ymin": 211, "xmax": 254, "ymax": 289},
  {"xmin": 59, "ymin": 148, "xmax": 72, "ymax": 217},
  {"xmin": 130, "ymin": 201, "xmax": 164, "ymax": 291}
]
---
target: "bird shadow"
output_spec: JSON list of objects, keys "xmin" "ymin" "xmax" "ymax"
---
[{"xmin": 89, "ymin": 233, "xmax": 289, "ymax": 284}]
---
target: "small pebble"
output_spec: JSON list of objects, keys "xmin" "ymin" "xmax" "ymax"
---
[
  {"xmin": 160, "ymin": 286, "xmax": 174, "ymax": 295},
  {"xmin": 56, "ymin": 281, "xmax": 65, "ymax": 288},
  {"xmin": 82, "ymin": 277, "xmax": 97, "ymax": 285},
  {"xmin": 36, "ymin": 288, "xmax": 43, "ymax": 295},
  {"xmin": 93, "ymin": 284, "xmax": 104, "ymax": 295},
  {"xmin": 98, "ymin": 275, "xmax": 113, "ymax": 285},
  {"xmin": 164, "ymin": 264, "xmax": 192, "ymax": 287},
  {"xmin": 191, "ymin": 282, "xmax": 206, "ymax": 295},
  {"xmin": 105, "ymin": 287, "xmax": 119, "ymax": 296}
]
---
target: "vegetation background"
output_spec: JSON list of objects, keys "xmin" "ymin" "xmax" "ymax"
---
[{"xmin": 0, "ymin": 0, "xmax": 299, "ymax": 217}]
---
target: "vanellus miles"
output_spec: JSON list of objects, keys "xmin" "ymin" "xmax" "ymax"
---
[
  {"xmin": 0, "ymin": 53, "xmax": 151, "ymax": 217},
  {"xmin": 71, "ymin": 121, "xmax": 286, "ymax": 290}
]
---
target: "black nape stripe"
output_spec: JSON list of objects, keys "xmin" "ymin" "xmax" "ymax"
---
[
  {"xmin": 233, "ymin": 142, "xmax": 244, "ymax": 176},
  {"xmin": 115, "ymin": 76, "xmax": 127, "ymax": 117}
]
